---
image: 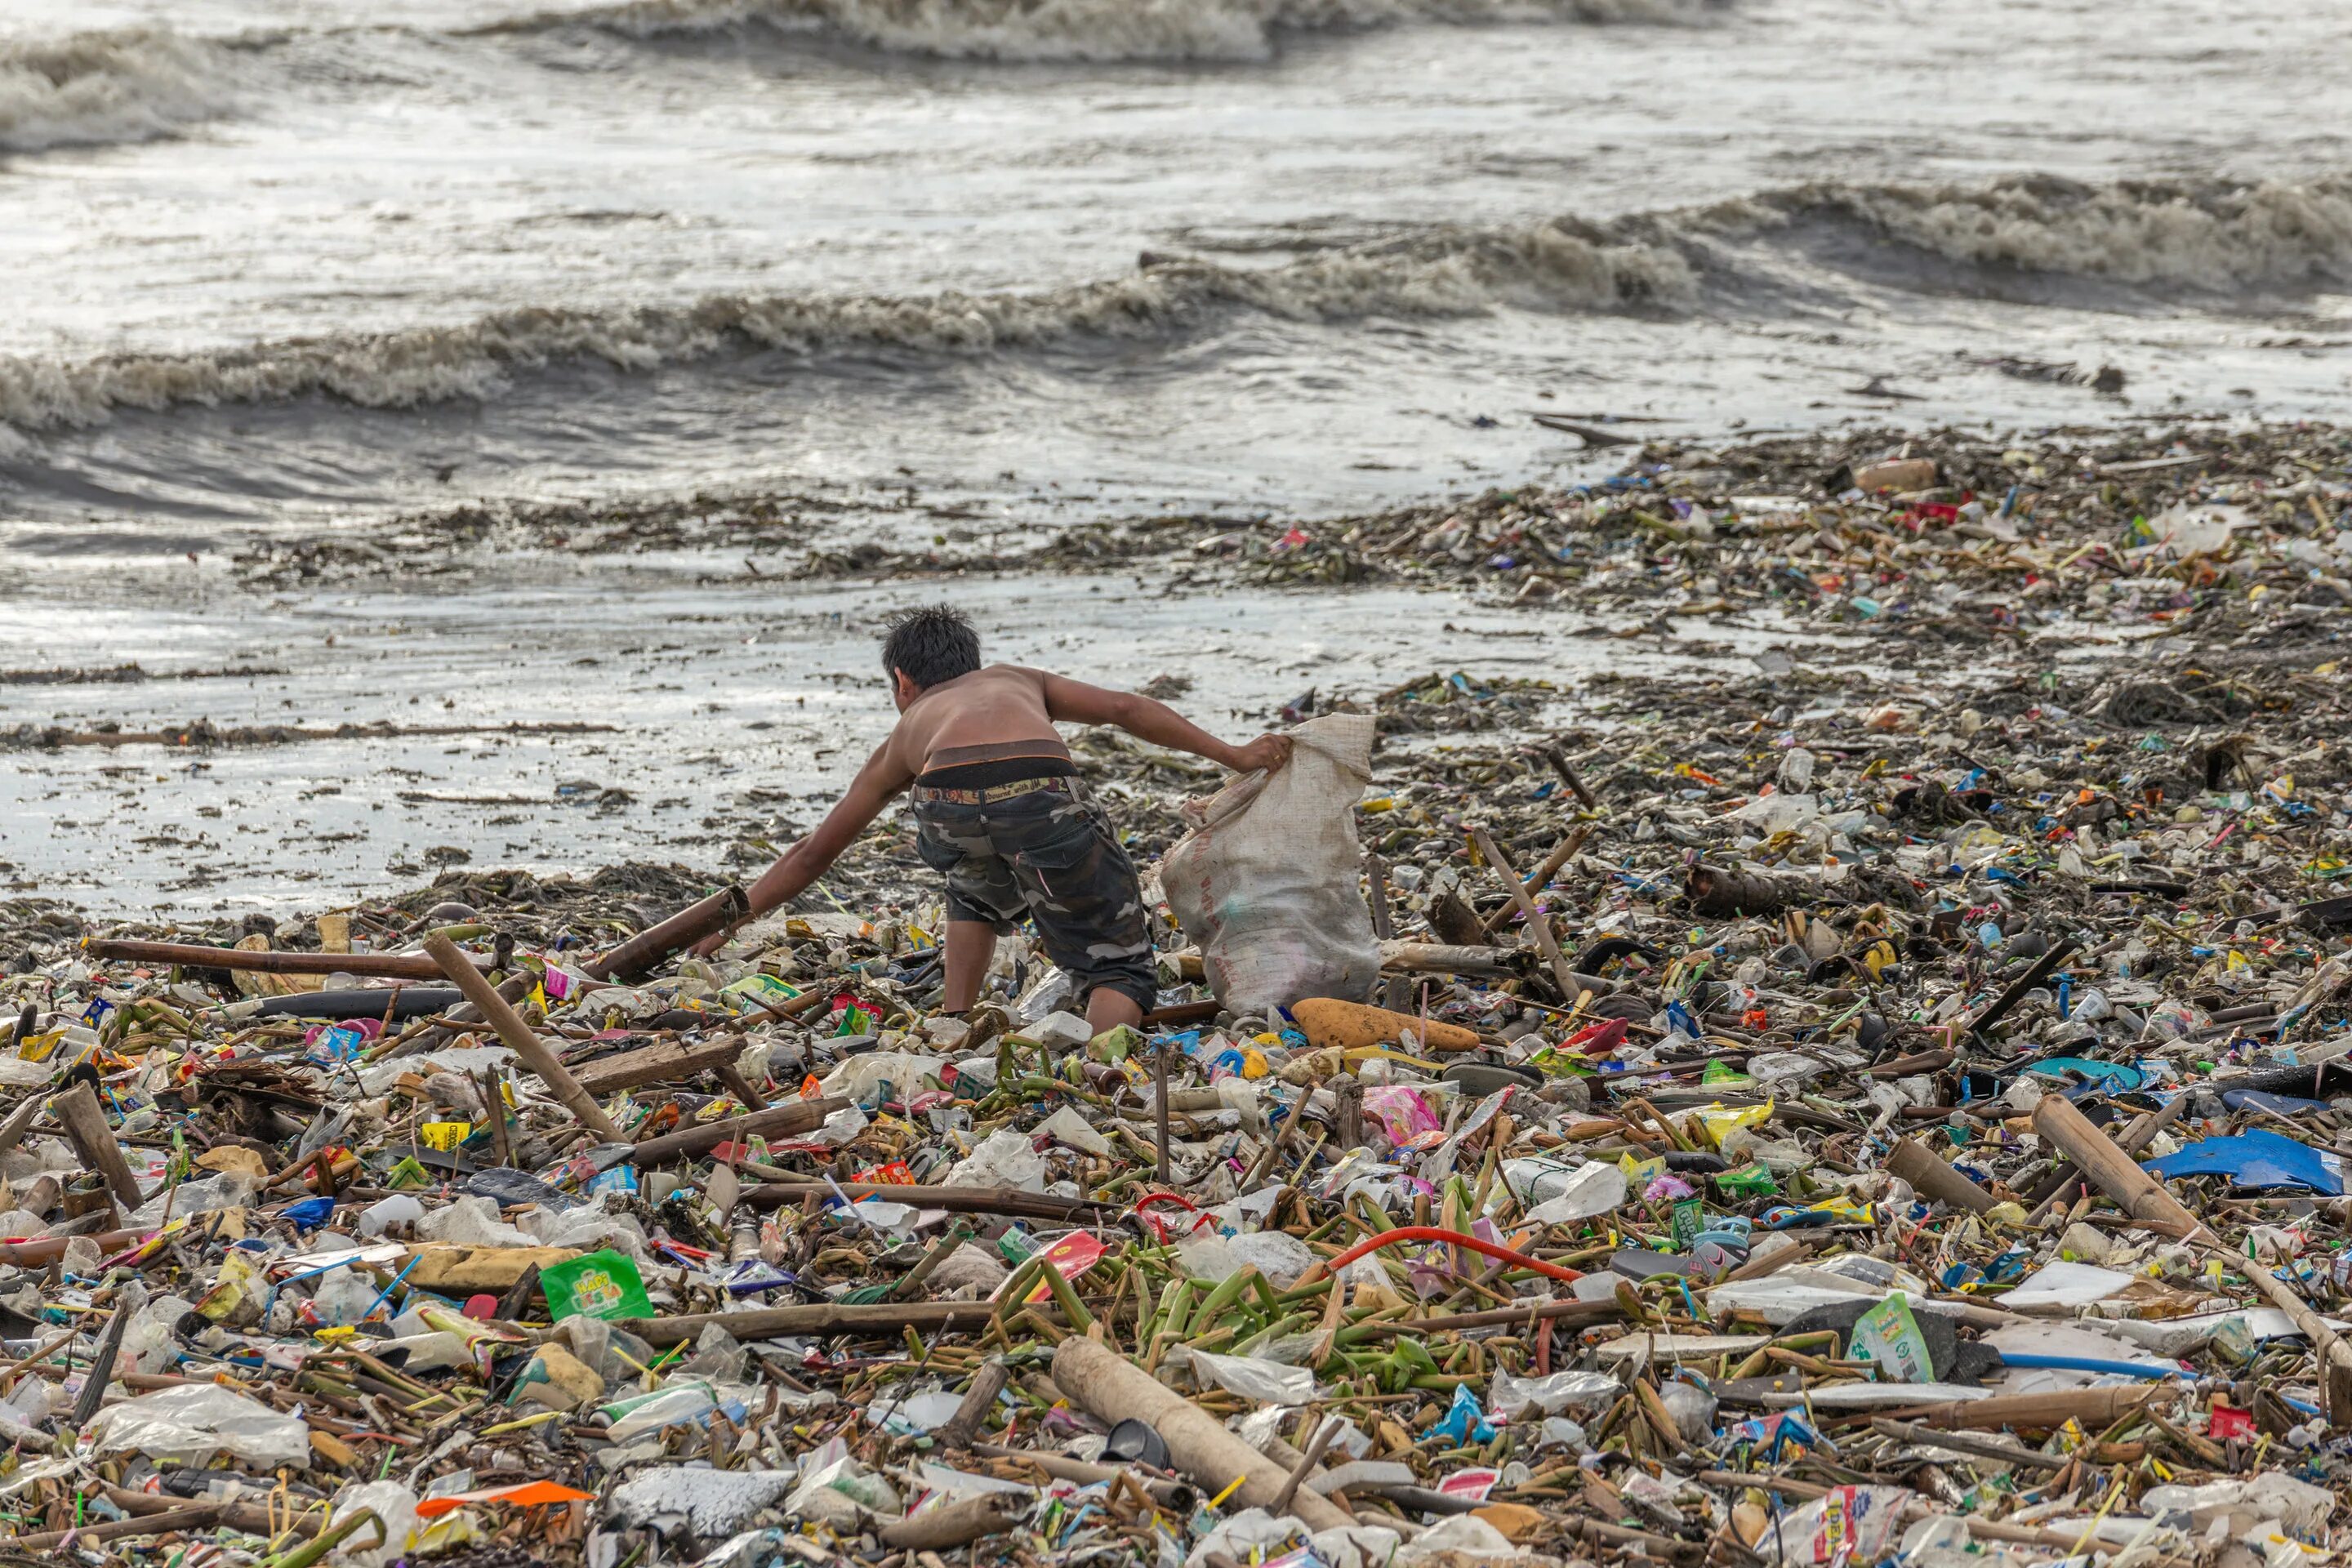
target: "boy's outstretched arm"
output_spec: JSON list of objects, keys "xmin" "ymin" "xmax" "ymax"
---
[
  {"xmin": 1040, "ymin": 672, "xmax": 1292, "ymax": 774},
  {"xmin": 693, "ymin": 742, "xmax": 911, "ymax": 954}
]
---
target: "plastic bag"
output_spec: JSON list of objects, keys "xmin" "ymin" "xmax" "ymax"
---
[
  {"xmin": 1184, "ymin": 1348, "xmax": 1316, "ymax": 1404},
  {"xmin": 87, "ymin": 1383, "xmax": 310, "ymax": 1468},
  {"xmin": 1766, "ymin": 1485, "xmax": 1912, "ymax": 1566},
  {"xmin": 1506, "ymin": 1159, "xmax": 1626, "ymax": 1223},
  {"xmin": 1227, "ymin": 1230, "xmax": 1318, "ymax": 1290},
  {"xmin": 1162, "ymin": 713, "xmax": 1380, "ymax": 1016},
  {"xmin": 944, "ymin": 1129, "xmax": 1049, "ymax": 1192},
  {"xmin": 417, "ymin": 1194, "xmax": 532, "ymax": 1249},
  {"xmin": 1488, "ymin": 1369, "xmax": 1619, "ymax": 1419},
  {"xmin": 327, "ymin": 1480, "xmax": 422, "ymax": 1568}
]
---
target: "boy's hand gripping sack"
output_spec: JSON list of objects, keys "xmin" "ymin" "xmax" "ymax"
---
[{"xmin": 1161, "ymin": 712, "xmax": 1379, "ymax": 1016}]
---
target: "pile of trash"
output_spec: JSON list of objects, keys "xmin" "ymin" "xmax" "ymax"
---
[{"xmin": 1, "ymin": 418, "xmax": 2349, "ymax": 1568}]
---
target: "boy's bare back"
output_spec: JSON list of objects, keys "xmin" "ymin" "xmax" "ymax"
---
[{"xmin": 884, "ymin": 666, "xmax": 1065, "ymax": 778}]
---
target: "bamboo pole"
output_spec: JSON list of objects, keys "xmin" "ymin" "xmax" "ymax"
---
[
  {"xmin": 421, "ymin": 933, "xmax": 618, "ymax": 1140},
  {"xmin": 618, "ymin": 1300, "xmax": 980, "ymax": 1347},
  {"xmin": 1052, "ymin": 1338, "xmax": 1352, "ymax": 1531},
  {"xmin": 85, "ymin": 938, "xmax": 483, "ymax": 981}
]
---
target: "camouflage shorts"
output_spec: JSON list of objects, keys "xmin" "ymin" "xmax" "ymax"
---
[{"xmin": 911, "ymin": 779, "xmax": 1157, "ymax": 1013}]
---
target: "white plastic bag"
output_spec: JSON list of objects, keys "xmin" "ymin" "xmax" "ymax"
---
[
  {"xmin": 1506, "ymin": 1158, "xmax": 1627, "ymax": 1223},
  {"xmin": 1162, "ymin": 713, "xmax": 1379, "ymax": 1017},
  {"xmin": 87, "ymin": 1383, "xmax": 310, "ymax": 1468},
  {"xmin": 944, "ymin": 1129, "xmax": 1050, "ymax": 1192},
  {"xmin": 1489, "ymin": 1369, "xmax": 1620, "ymax": 1419},
  {"xmin": 1184, "ymin": 1348, "xmax": 1316, "ymax": 1404}
]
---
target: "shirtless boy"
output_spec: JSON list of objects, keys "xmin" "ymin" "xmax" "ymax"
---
[{"xmin": 701, "ymin": 606, "xmax": 1291, "ymax": 1031}]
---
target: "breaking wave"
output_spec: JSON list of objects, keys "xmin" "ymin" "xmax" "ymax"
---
[
  {"xmin": 0, "ymin": 29, "xmax": 241, "ymax": 153},
  {"xmin": 0, "ymin": 220, "xmax": 1693, "ymax": 430},
  {"xmin": 485, "ymin": 0, "xmax": 1720, "ymax": 64},
  {"xmin": 4, "ymin": 172, "xmax": 2345, "ymax": 433},
  {"xmin": 1731, "ymin": 172, "xmax": 2352, "ymax": 292}
]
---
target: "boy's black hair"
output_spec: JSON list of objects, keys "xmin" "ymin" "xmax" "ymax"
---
[{"xmin": 881, "ymin": 604, "xmax": 982, "ymax": 689}]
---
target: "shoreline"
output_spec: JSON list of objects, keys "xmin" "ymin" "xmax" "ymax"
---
[{"xmin": 4, "ymin": 416, "xmax": 2344, "ymax": 949}]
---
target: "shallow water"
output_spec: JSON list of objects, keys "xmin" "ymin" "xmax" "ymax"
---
[{"xmin": 0, "ymin": 559, "xmax": 1855, "ymax": 915}]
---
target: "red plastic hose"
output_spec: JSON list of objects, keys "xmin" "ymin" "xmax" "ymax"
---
[{"xmin": 1316, "ymin": 1226, "xmax": 1584, "ymax": 1286}]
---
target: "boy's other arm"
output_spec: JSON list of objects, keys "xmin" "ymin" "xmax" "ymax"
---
[
  {"xmin": 1038, "ymin": 672, "xmax": 1291, "ymax": 774},
  {"xmin": 695, "ymin": 743, "xmax": 912, "ymax": 952}
]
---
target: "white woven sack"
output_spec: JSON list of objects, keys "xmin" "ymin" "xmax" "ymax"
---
[{"xmin": 1160, "ymin": 711, "xmax": 1379, "ymax": 1016}]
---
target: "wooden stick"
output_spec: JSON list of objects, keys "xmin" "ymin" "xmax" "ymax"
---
[
  {"xmin": 53, "ymin": 1083, "xmax": 145, "ymax": 1207},
  {"xmin": 1958, "ymin": 935, "xmax": 2082, "ymax": 1045},
  {"xmin": 713, "ymin": 1062, "xmax": 769, "ymax": 1111},
  {"xmin": 474, "ymin": 1067, "xmax": 513, "ymax": 1168},
  {"xmin": 69, "ymin": 1307, "xmax": 128, "ymax": 1426},
  {"xmin": 1344, "ymin": 1298, "xmax": 1622, "ymax": 1338},
  {"xmin": 1331, "ymin": 1074, "xmax": 1364, "ymax": 1152},
  {"xmin": 11, "ymin": 1504, "xmax": 225, "ymax": 1550},
  {"xmin": 1365, "ymin": 853, "xmax": 1408, "ymax": 1012},
  {"xmin": 1470, "ymin": 824, "xmax": 1579, "ymax": 1000},
  {"xmin": 618, "ymin": 1301, "xmax": 978, "ymax": 1347},
  {"xmin": 581, "ymin": 885, "xmax": 749, "ymax": 982},
  {"xmin": 938, "ymin": 1358, "xmax": 1010, "ymax": 1448},
  {"xmin": 0, "ymin": 1227, "xmax": 145, "ymax": 1268},
  {"xmin": 570, "ymin": 1035, "xmax": 751, "ymax": 1097},
  {"xmin": 421, "ymin": 933, "xmax": 619, "ymax": 1141},
  {"xmin": 85, "ymin": 938, "xmax": 485, "ymax": 981},
  {"xmin": 1379, "ymin": 941, "xmax": 1517, "ymax": 976},
  {"xmin": 626, "ymin": 1097, "xmax": 848, "ymax": 1166},
  {"xmin": 1268, "ymin": 1417, "xmax": 1342, "ymax": 1517},
  {"xmin": 893, "ymin": 1221, "xmax": 973, "ymax": 1302},
  {"xmin": 1887, "ymin": 1136, "xmax": 1998, "ymax": 1214},
  {"xmin": 1542, "ymin": 742, "xmax": 1599, "ymax": 809},
  {"xmin": 1869, "ymin": 1417, "xmax": 2066, "ymax": 1472},
  {"xmin": 1878, "ymin": 1384, "xmax": 2163, "ymax": 1432},
  {"xmin": 2025, "ymin": 1094, "xmax": 2189, "ymax": 1221},
  {"xmin": 740, "ymin": 1180, "xmax": 1109, "ymax": 1221},
  {"xmin": 1695, "ymin": 1472, "xmax": 2187, "ymax": 1562},
  {"xmin": 1155, "ymin": 1034, "xmax": 1173, "ymax": 1184},
  {"xmin": 878, "ymin": 1493, "xmax": 1027, "ymax": 1550},
  {"xmin": 0, "ymin": 1091, "xmax": 47, "ymax": 1158},
  {"xmin": 969, "ymin": 1444, "xmax": 1191, "ymax": 1505},
  {"xmin": 1481, "ymin": 826, "xmax": 1587, "ymax": 935},
  {"xmin": 102, "ymin": 1486, "xmax": 324, "ymax": 1544}
]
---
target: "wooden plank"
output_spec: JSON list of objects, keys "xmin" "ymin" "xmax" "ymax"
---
[{"xmin": 571, "ymin": 1035, "xmax": 748, "ymax": 1097}]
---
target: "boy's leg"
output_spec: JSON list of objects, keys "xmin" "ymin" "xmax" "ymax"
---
[
  {"xmin": 1003, "ymin": 791, "xmax": 1158, "ymax": 1034},
  {"xmin": 1085, "ymin": 985, "xmax": 1143, "ymax": 1034},
  {"xmin": 942, "ymin": 920, "xmax": 998, "ymax": 1013},
  {"xmin": 913, "ymin": 798, "xmax": 1024, "ymax": 1013}
]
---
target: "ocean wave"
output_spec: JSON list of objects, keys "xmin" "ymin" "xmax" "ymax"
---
[
  {"xmin": 7, "ymin": 172, "xmax": 2347, "ymax": 433},
  {"xmin": 0, "ymin": 220, "xmax": 1691, "ymax": 430},
  {"xmin": 1731, "ymin": 172, "xmax": 2352, "ymax": 292},
  {"xmin": 486, "ymin": 0, "xmax": 1718, "ymax": 64},
  {"xmin": 0, "ymin": 29, "xmax": 241, "ymax": 153}
]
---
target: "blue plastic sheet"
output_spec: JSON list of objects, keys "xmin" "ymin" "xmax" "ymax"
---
[
  {"xmin": 2143, "ymin": 1129, "xmax": 2346, "ymax": 1195},
  {"xmin": 2024, "ymin": 1057, "xmax": 2145, "ymax": 1092}
]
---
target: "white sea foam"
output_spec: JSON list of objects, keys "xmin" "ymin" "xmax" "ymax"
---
[
  {"xmin": 1732, "ymin": 174, "xmax": 2352, "ymax": 292},
  {"xmin": 496, "ymin": 0, "xmax": 1717, "ymax": 63},
  {"xmin": 0, "ymin": 29, "xmax": 240, "ymax": 153},
  {"xmin": 0, "ymin": 219, "xmax": 1692, "ymax": 430}
]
